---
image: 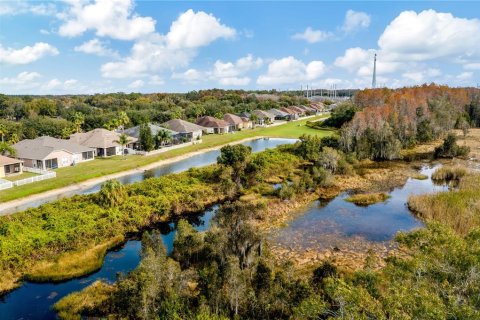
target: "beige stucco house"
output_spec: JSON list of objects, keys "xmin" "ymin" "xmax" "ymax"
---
[
  {"xmin": 0, "ymin": 155, "xmax": 23, "ymax": 178},
  {"xmin": 13, "ymin": 136, "xmax": 95, "ymax": 170},
  {"xmin": 70, "ymin": 128, "xmax": 137, "ymax": 157}
]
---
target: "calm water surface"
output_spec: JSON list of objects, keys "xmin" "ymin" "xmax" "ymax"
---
[
  {"xmin": 0, "ymin": 206, "xmax": 218, "ymax": 320},
  {"xmin": 272, "ymin": 165, "xmax": 448, "ymax": 252},
  {"xmin": 0, "ymin": 138, "xmax": 296, "ymax": 215}
]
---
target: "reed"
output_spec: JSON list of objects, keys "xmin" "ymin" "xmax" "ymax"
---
[
  {"xmin": 345, "ymin": 192, "xmax": 390, "ymax": 206},
  {"xmin": 431, "ymin": 166, "xmax": 467, "ymax": 182}
]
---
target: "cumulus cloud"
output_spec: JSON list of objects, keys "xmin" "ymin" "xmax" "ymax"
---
[
  {"xmin": 335, "ymin": 10, "xmax": 480, "ymax": 86},
  {"xmin": 292, "ymin": 27, "xmax": 332, "ymax": 43},
  {"xmin": 149, "ymin": 75, "xmax": 164, "ymax": 85},
  {"xmin": 172, "ymin": 69, "xmax": 203, "ymax": 83},
  {"xmin": 58, "ymin": 0, "xmax": 156, "ymax": 40},
  {"xmin": 74, "ymin": 39, "xmax": 119, "ymax": 57},
  {"xmin": 0, "ymin": 71, "xmax": 41, "ymax": 85},
  {"xmin": 257, "ymin": 56, "xmax": 326, "ymax": 86},
  {"xmin": 342, "ymin": 10, "xmax": 371, "ymax": 33},
  {"xmin": 457, "ymin": 72, "xmax": 473, "ymax": 81},
  {"xmin": 378, "ymin": 10, "xmax": 480, "ymax": 62},
  {"xmin": 0, "ymin": 42, "xmax": 59, "ymax": 64},
  {"xmin": 0, "ymin": 1, "xmax": 56, "ymax": 16},
  {"xmin": 128, "ymin": 79, "xmax": 145, "ymax": 89},
  {"xmin": 166, "ymin": 9, "xmax": 235, "ymax": 49},
  {"xmin": 101, "ymin": 9, "xmax": 236, "ymax": 78},
  {"xmin": 207, "ymin": 54, "xmax": 262, "ymax": 86},
  {"xmin": 464, "ymin": 63, "xmax": 480, "ymax": 70}
]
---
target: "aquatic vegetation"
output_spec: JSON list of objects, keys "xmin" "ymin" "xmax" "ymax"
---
[
  {"xmin": 409, "ymin": 173, "xmax": 480, "ymax": 235},
  {"xmin": 345, "ymin": 192, "xmax": 390, "ymax": 206},
  {"xmin": 431, "ymin": 166, "xmax": 467, "ymax": 182}
]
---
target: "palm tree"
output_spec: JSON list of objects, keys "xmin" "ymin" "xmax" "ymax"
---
[
  {"xmin": 9, "ymin": 133, "xmax": 19, "ymax": 144},
  {"xmin": 0, "ymin": 124, "xmax": 7, "ymax": 143},
  {"xmin": 98, "ymin": 179, "xmax": 126, "ymax": 207},
  {"xmin": 156, "ymin": 129, "xmax": 171, "ymax": 147},
  {"xmin": 73, "ymin": 112, "xmax": 85, "ymax": 133},
  {"xmin": 0, "ymin": 142, "xmax": 16, "ymax": 156},
  {"xmin": 117, "ymin": 111, "xmax": 130, "ymax": 133},
  {"xmin": 116, "ymin": 133, "xmax": 130, "ymax": 159}
]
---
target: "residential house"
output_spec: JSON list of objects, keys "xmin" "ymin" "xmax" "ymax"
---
[
  {"xmin": 238, "ymin": 111, "xmax": 251, "ymax": 119},
  {"xmin": 290, "ymin": 106, "xmax": 306, "ymax": 117},
  {"xmin": 241, "ymin": 117, "xmax": 253, "ymax": 129},
  {"xmin": 280, "ymin": 107, "xmax": 299, "ymax": 120},
  {"xmin": 161, "ymin": 119, "xmax": 205, "ymax": 142},
  {"xmin": 0, "ymin": 155, "xmax": 23, "ymax": 177},
  {"xmin": 224, "ymin": 113, "xmax": 248, "ymax": 131},
  {"xmin": 251, "ymin": 110, "xmax": 276, "ymax": 126},
  {"xmin": 70, "ymin": 128, "xmax": 137, "ymax": 157},
  {"xmin": 13, "ymin": 136, "xmax": 95, "ymax": 169},
  {"xmin": 122, "ymin": 124, "xmax": 179, "ymax": 149},
  {"xmin": 268, "ymin": 108, "xmax": 290, "ymax": 121},
  {"xmin": 196, "ymin": 116, "xmax": 230, "ymax": 134}
]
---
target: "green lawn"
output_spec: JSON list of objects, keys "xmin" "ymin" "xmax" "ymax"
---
[
  {"xmin": 0, "ymin": 115, "xmax": 332, "ymax": 203},
  {"xmin": 4, "ymin": 172, "xmax": 39, "ymax": 182}
]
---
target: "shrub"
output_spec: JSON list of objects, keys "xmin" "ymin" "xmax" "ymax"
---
[{"xmin": 434, "ymin": 133, "xmax": 470, "ymax": 158}]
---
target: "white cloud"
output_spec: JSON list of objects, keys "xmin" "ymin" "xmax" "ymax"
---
[
  {"xmin": 342, "ymin": 10, "xmax": 371, "ymax": 33},
  {"xmin": 219, "ymin": 77, "xmax": 250, "ymax": 86},
  {"xmin": 166, "ymin": 9, "xmax": 236, "ymax": 49},
  {"xmin": 172, "ymin": 69, "xmax": 203, "ymax": 83},
  {"xmin": 457, "ymin": 72, "xmax": 473, "ymax": 81},
  {"xmin": 0, "ymin": 42, "xmax": 59, "ymax": 65},
  {"xmin": 334, "ymin": 10, "xmax": 480, "ymax": 85},
  {"xmin": 101, "ymin": 10, "xmax": 236, "ymax": 78},
  {"xmin": 0, "ymin": 1, "xmax": 56, "ymax": 16},
  {"xmin": 209, "ymin": 54, "xmax": 262, "ymax": 85},
  {"xmin": 378, "ymin": 10, "xmax": 480, "ymax": 62},
  {"xmin": 74, "ymin": 39, "xmax": 119, "ymax": 57},
  {"xmin": 58, "ymin": 0, "xmax": 156, "ymax": 40},
  {"xmin": 149, "ymin": 75, "xmax": 164, "ymax": 85},
  {"xmin": 128, "ymin": 79, "xmax": 144, "ymax": 89},
  {"xmin": 0, "ymin": 72, "xmax": 41, "ymax": 85},
  {"xmin": 43, "ymin": 78, "xmax": 62, "ymax": 90},
  {"xmin": 464, "ymin": 63, "xmax": 480, "ymax": 70},
  {"xmin": 292, "ymin": 27, "xmax": 332, "ymax": 43},
  {"xmin": 257, "ymin": 56, "xmax": 326, "ymax": 86}
]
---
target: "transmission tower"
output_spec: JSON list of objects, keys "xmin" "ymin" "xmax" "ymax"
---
[{"xmin": 372, "ymin": 53, "xmax": 377, "ymax": 89}]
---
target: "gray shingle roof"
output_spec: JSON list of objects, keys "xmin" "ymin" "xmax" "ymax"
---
[
  {"xmin": 70, "ymin": 129, "xmax": 137, "ymax": 149},
  {"xmin": 13, "ymin": 136, "xmax": 95, "ymax": 160},
  {"xmin": 122, "ymin": 124, "xmax": 178, "ymax": 139},
  {"xmin": 161, "ymin": 119, "xmax": 206, "ymax": 133},
  {"xmin": 268, "ymin": 108, "xmax": 289, "ymax": 117},
  {"xmin": 196, "ymin": 116, "xmax": 229, "ymax": 128},
  {"xmin": 223, "ymin": 113, "xmax": 244, "ymax": 125},
  {"xmin": 252, "ymin": 109, "xmax": 275, "ymax": 119}
]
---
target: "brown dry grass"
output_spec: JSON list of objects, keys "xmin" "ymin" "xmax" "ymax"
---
[
  {"xmin": 345, "ymin": 192, "xmax": 390, "ymax": 206},
  {"xmin": 25, "ymin": 236, "xmax": 124, "ymax": 282},
  {"xmin": 453, "ymin": 128, "xmax": 480, "ymax": 160},
  {"xmin": 54, "ymin": 281, "xmax": 115, "ymax": 320}
]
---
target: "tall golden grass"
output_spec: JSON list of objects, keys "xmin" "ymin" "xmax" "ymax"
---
[
  {"xmin": 408, "ymin": 173, "xmax": 480, "ymax": 235},
  {"xmin": 431, "ymin": 166, "xmax": 467, "ymax": 182}
]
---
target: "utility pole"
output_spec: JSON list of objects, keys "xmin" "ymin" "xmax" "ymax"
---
[{"xmin": 372, "ymin": 53, "xmax": 377, "ymax": 89}]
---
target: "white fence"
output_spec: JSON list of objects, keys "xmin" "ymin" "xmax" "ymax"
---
[
  {"xmin": 0, "ymin": 179, "xmax": 13, "ymax": 190},
  {"xmin": 13, "ymin": 172, "xmax": 56, "ymax": 186},
  {"xmin": 23, "ymin": 167, "xmax": 49, "ymax": 174},
  {"xmin": 136, "ymin": 140, "xmax": 202, "ymax": 157}
]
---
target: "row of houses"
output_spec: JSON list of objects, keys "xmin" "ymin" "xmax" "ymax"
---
[{"xmin": 0, "ymin": 105, "xmax": 325, "ymax": 177}]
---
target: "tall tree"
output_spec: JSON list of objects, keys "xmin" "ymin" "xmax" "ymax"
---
[
  {"xmin": 139, "ymin": 124, "xmax": 154, "ymax": 151},
  {"xmin": 116, "ymin": 133, "xmax": 131, "ymax": 159}
]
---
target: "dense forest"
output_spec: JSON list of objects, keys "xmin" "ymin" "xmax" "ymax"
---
[{"xmin": 0, "ymin": 90, "xmax": 310, "ymax": 141}]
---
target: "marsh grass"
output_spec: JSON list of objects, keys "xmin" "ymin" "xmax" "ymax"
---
[
  {"xmin": 54, "ymin": 281, "xmax": 115, "ymax": 320},
  {"xmin": 411, "ymin": 173, "xmax": 428, "ymax": 180},
  {"xmin": 25, "ymin": 236, "xmax": 124, "ymax": 282},
  {"xmin": 408, "ymin": 173, "xmax": 480, "ymax": 235},
  {"xmin": 431, "ymin": 166, "xmax": 467, "ymax": 182},
  {"xmin": 345, "ymin": 192, "xmax": 390, "ymax": 206}
]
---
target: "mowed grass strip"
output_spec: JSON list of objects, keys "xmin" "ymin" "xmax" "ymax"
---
[{"xmin": 0, "ymin": 115, "xmax": 331, "ymax": 203}]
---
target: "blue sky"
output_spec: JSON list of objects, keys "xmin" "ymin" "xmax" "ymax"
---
[{"xmin": 0, "ymin": 0, "xmax": 479, "ymax": 94}]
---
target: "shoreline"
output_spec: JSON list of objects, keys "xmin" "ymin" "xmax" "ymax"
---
[{"xmin": 0, "ymin": 136, "xmax": 288, "ymax": 216}]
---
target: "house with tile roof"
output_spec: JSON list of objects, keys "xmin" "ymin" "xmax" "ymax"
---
[{"xmin": 0, "ymin": 155, "xmax": 23, "ymax": 177}]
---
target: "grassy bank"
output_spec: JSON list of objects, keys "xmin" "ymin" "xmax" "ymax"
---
[
  {"xmin": 345, "ymin": 192, "xmax": 390, "ymax": 206},
  {"xmin": 0, "ymin": 115, "xmax": 330, "ymax": 203},
  {"xmin": 0, "ymin": 148, "xmax": 301, "ymax": 294},
  {"xmin": 408, "ymin": 173, "xmax": 480, "ymax": 235}
]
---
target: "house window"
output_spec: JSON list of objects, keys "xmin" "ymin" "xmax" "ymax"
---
[
  {"xmin": 45, "ymin": 158, "xmax": 58, "ymax": 169},
  {"xmin": 4, "ymin": 165, "xmax": 10, "ymax": 174}
]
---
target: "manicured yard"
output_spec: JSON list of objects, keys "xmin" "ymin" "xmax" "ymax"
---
[
  {"xmin": 0, "ymin": 115, "xmax": 332, "ymax": 202},
  {"xmin": 3, "ymin": 172, "xmax": 40, "ymax": 182}
]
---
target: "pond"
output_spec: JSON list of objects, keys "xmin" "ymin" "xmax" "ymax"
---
[
  {"xmin": 0, "ymin": 138, "xmax": 297, "ymax": 215},
  {"xmin": 271, "ymin": 164, "xmax": 449, "ymax": 259},
  {"xmin": 0, "ymin": 206, "xmax": 218, "ymax": 320}
]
